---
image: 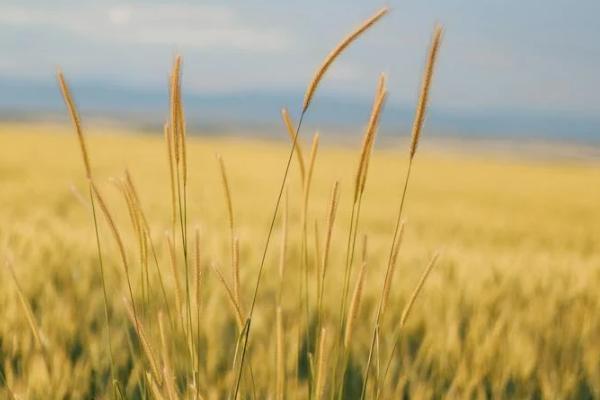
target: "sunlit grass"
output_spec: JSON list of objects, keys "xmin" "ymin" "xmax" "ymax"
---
[{"xmin": 1, "ymin": 122, "xmax": 599, "ymax": 398}]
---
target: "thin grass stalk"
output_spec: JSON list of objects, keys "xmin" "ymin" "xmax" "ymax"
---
[
  {"xmin": 0, "ymin": 369, "xmax": 15, "ymax": 400},
  {"xmin": 275, "ymin": 306, "xmax": 285, "ymax": 400},
  {"xmin": 165, "ymin": 124, "xmax": 177, "ymax": 237},
  {"xmin": 123, "ymin": 298, "xmax": 161, "ymax": 385},
  {"xmin": 121, "ymin": 327, "xmax": 145, "ymax": 398},
  {"xmin": 233, "ymin": 10, "xmax": 388, "ymax": 398},
  {"xmin": 378, "ymin": 253, "xmax": 440, "ymax": 399},
  {"xmin": 232, "ymin": 237, "xmax": 242, "ymax": 311},
  {"xmin": 147, "ymin": 372, "xmax": 167, "ymax": 400},
  {"xmin": 113, "ymin": 179, "xmax": 148, "ymax": 314},
  {"xmin": 281, "ymin": 108, "xmax": 306, "ymax": 184},
  {"xmin": 2, "ymin": 375, "xmax": 16, "ymax": 400},
  {"xmin": 289, "ymin": 322, "xmax": 297, "ymax": 398},
  {"xmin": 194, "ymin": 228, "xmax": 204, "ymax": 390},
  {"xmin": 354, "ymin": 74, "xmax": 386, "ymax": 202},
  {"xmin": 370, "ymin": 25, "xmax": 443, "ymax": 399},
  {"xmin": 339, "ymin": 78, "xmax": 387, "ymax": 336},
  {"xmin": 4, "ymin": 255, "xmax": 51, "ymax": 374},
  {"xmin": 178, "ymin": 110, "xmax": 192, "ymax": 371},
  {"xmin": 231, "ymin": 109, "xmax": 305, "ymax": 399},
  {"xmin": 91, "ymin": 182, "xmax": 139, "ymax": 324},
  {"xmin": 212, "ymin": 264, "xmax": 245, "ymax": 330},
  {"xmin": 217, "ymin": 154, "xmax": 241, "ymax": 311},
  {"xmin": 361, "ymin": 235, "xmax": 368, "ymax": 264},
  {"xmin": 301, "ymin": 132, "xmax": 320, "ymax": 372},
  {"xmin": 344, "ymin": 260, "xmax": 367, "ymax": 349},
  {"xmin": 57, "ymin": 71, "xmax": 118, "ymax": 390},
  {"xmin": 380, "ymin": 224, "xmax": 405, "ymax": 318},
  {"xmin": 314, "ymin": 328, "xmax": 328, "ymax": 400},
  {"xmin": 360, "ymin": 222, "xmax": 405, "ymax": 400},
  {"xmin": 410, "ymin": 25, "xmax": 443, "ymax": 159},
  {"xmin": 374, "ymin": 325, "xmax": 381, "ymax": 399},
  {"xmin": 308, "ymin": 348, "xmax": 316, "ymax": 387},
  {"xmin": 57, "ymin": 70, "xmax": 92, "ymax": 178},
  {"xmin": 228, "ymin": 320, "xmax": 257, "ymax": 399},
  {"xmin": 338, "ymin": 202, "xmax": 356, "ymax": 336},
  {"xmin": 133, "ymin": 184, "xmax": 150, "ymax": 316},
  {"xmin": 275, "ymin": 193, "xmax": 289, "ymax": 396},
  {"xmin": 334, "ymin": 81, "xmax": 387, "ymax": 395},
  {"xmin": 314, "ymin": 220, "xmax": 322, "ymax": 308},
  {"xmin": 316, "ymin": 181, "xmax": 339, "ymax": 333},
  {"xmin": 303, "ymin": 7, "xmax": 389, "ymax": 112},
  {"xmin": 123, "ymin": 174, "xmax": 150, "ymax": 293},
  {"xmin": 169, "ymin": 61, "xmax": 191, "ymax": 339},
  {"xmin": 400, "ymin": 252, "xmax": 439, "ymax": 327},
  {"xmin": 159, "ymin": 311, "xmax": 179, "ymax": 400},
  {"xmin": 217, "ymin": 154, "xmax": 235, "ymax": 235},
  {"xmin": 175, "ymin": 137, "xmax": 194, "ymax": 374},
  {"xmin": 278, "ymin": 191, "xmax": 289, "ymax": 295},
  {"xmin": 302, "ymin": 133, "xmax": 320, "ymax": 218},
  {"xmin": 382, "ymin": 25, "xmax": 444, "ymax": 283},
  {"xmin": 167, "ymin": 233, "xmax": 184, "ymax": 329},
  {"xmin": 343, "ymin": 80, "xmax": 387, "ymax": 295},
  {"xmin": 179, "ymin": 100, "xmax": 188, "ymax": 186},
  {"xmin": 170, "ymin": 56, "xmax": 182, "ymax": 163},
  {"xmin": 68, "ymin": 183, "xmax": 91, "ymax": 211},
  {"xmin": 124, "ymin": 170, "xmax": 176, "ymax": 331},
  {"xmin": 336, "ymin": 260, "xmax": 367, "ymax": 399},
  {"xmin": 229, "ymin": 321, "xmax": 249, "ymax": 391},
  {"xmin": 176, "ymin": 100, "xmax": 194, "ymax": 373},
  {"xmin": 89, "ymin": 185, "xmax": 118, "ymax": 392},
  {"xmin": 141, "ymin": 220, "xmax": 149, "ymax": 313}
]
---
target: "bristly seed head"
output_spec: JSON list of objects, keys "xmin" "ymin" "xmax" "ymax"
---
[
  {"xmin": 303, "ymin": 7, "xmax": 389, "ymax": 113},
  {"xmin": 409, "ymin": 25, "xmax": 443, "ymax": 159}
]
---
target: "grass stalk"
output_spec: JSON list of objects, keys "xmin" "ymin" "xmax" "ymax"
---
[
  {"xmin": 57, "ymin": 70, "xmax": 119, "ymax": 392},
  {"xmin": 233, "ymin": 8, "xmax": 390, "ymax": 395},
  {"xmin": 4, "ymin": 255, "xmax": 51, "ymax": 374},
  {"xmin": 362, "ymin": 25, "xmax": 443, "ymax": 398},
  {"xmin": 123, "ymin": 298, "xmax": 161, "ymax": 385},
  {"xmin": 275, "ymin": 306, "xmax": 285, "ymax": 400},
  {"xmin": 301, "ymin": 132, "xmax": 320, "ymax": 384},
  {"xmin": 378, "ymin": 252, "xmax": 440, "ymax": 398},
  {"xmin": 125, "ymin": 171, "xmax": 176, "ymax": 331},
  {"xmin": 316, "ymin": 182, "xmax": 340, "ymax": 334},
  {"xmin": 314, "ymin": 328, "xmax": 328, "ymax": 400}
]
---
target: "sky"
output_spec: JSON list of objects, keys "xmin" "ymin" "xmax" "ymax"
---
[{"xmin": 0, "ymin": 0, "xmax": 599, "ymax": 137}]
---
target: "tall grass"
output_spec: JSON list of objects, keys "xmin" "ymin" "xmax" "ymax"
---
[
  {"xmin": 0, "ymin": 6, "xmax": 463, "ymax": 398},
  {"xmin": 361, "ymin": 24, "xmax": 443, "ymax": 399},
  {"xmin": 50, "ymin": 7, "xmax": 445, "ymax": 399},
  {"xmin": 232, "ymin": 7, "xmax": 391, "ymax": 399}
]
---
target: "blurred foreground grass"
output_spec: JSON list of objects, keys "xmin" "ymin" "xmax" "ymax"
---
[{"xmin": 1, "ymin": 122, "xmax": 599, "ymax": 398}]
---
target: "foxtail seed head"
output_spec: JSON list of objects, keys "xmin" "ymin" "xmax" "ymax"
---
[
  {"xmin": 409, "ymin": 25, "xmax": 443, "ymax": 159},
  {"xmin": 303, "ymin": 7, "xmax": 389, "ymax": 113}
]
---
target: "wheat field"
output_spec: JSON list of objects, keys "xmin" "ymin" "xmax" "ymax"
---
[
  {"xmin": 1, "ymin": 119, "xmax": 599, "ymax": 399},
  {"xmin": 1, "ymin": 6, "xmax": 600, "ymax": 399}
]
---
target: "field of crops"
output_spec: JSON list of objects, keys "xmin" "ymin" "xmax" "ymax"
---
[{"xmin": 1, "ymin": 121, "xmax": 599, "ymax": 399}]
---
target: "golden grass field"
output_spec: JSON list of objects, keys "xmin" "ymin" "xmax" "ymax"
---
[{"xmin": 1, "ymin": 121, "xmax": 599, "ymax": 399}]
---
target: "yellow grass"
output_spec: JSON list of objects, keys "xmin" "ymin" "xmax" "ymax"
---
[{"xmin": 1, "ymin": 121, "xmax": 600, "ymax": 398}]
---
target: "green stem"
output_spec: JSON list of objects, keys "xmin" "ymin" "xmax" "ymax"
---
[
  {"xmin": 88, "ymin": 184, "xmax": 117, "ymax": 396},
  {"xmin": 361, "ymin": 158, "xmax": 414, "ymax": 399},
  {"xmin": 232, "ymin": 110, "xmax": 306, "ymax": 400}
]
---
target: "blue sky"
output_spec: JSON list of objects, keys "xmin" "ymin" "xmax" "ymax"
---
[{"xmin": 1, "ymin": 0, "xmax": 599, "ymax": 123}]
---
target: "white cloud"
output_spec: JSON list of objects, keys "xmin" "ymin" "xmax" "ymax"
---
[
  {"xmin": 107, "ymin": 5, "xmax": 132, "ymax": 26},
  {"xmin": 325, "ymin": 61, "xmax": 363, "ymax": 82},
  {"xmin": 0, "ymin": 4, "xmax": 290, "ymax": 52}
]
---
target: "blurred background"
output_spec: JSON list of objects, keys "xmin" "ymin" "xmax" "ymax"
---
[
  {"xmin": 1, "ymin": 0, "xmax": 599, "ymax": 146},
  {"xmin": 1, "ymin": 2, "xmax": 600, "ymax": 398}
]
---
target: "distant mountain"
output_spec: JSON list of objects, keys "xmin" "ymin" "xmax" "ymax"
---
[{"xmin": 0, "ymin": 78, "xmax": 599, "ymax": 145}]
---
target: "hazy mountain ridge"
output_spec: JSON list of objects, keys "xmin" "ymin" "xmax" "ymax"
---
[{"xmin": 1, "ymin": 78, "xmax": 599, "ymax": 144}]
